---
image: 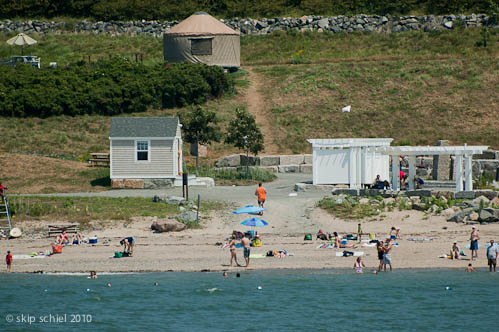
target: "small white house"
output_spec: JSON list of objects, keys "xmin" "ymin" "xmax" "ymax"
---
[
  {"xmin": 307, "ymin": 138, "xmax": 393, "ymax": 188},
  {"xmin": 109, "ymin": 117, "xmax": 183, "ymax": 188}
]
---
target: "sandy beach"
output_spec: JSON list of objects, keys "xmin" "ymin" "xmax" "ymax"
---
[{"xmin": 2, "ymin": 174, "xmax": 498, "ymax": 273}]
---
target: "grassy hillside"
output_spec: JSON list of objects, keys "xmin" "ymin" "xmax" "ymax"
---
[{"xmin": 0, "ymin": 29, "xmax": 498, "ymax": 193}]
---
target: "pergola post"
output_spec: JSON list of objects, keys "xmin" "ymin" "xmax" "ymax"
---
[
  {"xmin": 391, "ymin": 155, "xmax": 400, "ymax": 191},
  {"xmin": 465, "ymin": 155, "xmax": 473, "ymax": 191},
  {"xmin": 408, "ymin": 155, "xmax": 416, "ymax": 190},
  {"xmin": 455, "ymin": 154, "xmax": 463, "ymax": 192}
]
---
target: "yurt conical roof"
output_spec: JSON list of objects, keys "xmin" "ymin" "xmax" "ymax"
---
[{"xmin": 166, "ymin": 12, "xmax": 240, "ymax": 36}]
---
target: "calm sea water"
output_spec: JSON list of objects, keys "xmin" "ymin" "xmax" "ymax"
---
[{"xmin": 1, "ymin": 269, "xmax": 498, "ymax": 331}]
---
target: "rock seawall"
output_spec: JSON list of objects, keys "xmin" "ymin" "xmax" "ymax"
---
[{"xmin": 1, "ymin": 14, "xmax": 497, "ymax": 37}]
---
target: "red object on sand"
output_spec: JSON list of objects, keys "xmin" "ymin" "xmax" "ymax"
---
[{"xmin": 52, "ymin": 245, "xmax": 63, "ymax": 254}]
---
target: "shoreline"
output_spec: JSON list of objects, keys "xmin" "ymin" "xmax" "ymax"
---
[{"xmin": 4, "ymin": 266, "xmax": 498, "ymax": 275}]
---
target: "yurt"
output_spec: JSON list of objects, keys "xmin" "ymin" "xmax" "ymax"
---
[{"xmin": 163, "ymin": 12, "xmax": 240, "ymax": 69}]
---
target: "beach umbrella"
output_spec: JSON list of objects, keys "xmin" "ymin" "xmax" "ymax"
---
[
  {"xmin": 240, "ymin": 217, "xmax": 268, "ymax": 227},
  {"xmin": 233, "ymin": 205, "xmax": 266, "ymax": 215},
  {"xmin": 6, "ymin": 33, "xmax": 37, "ymax": 55}
]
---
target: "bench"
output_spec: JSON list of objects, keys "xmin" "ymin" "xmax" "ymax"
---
[
  {"xmin": 89, "ymin": 153, "xmax": 110, "ymax": 167},
  {"xmin": 47, "ymin": 223, "xmax": 80, "ymax": 237}
]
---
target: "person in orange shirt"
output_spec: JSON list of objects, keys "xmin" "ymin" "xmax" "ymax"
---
[{"xmin": 255, "ymin": 183, "xmax": 267, "ymax": 212}]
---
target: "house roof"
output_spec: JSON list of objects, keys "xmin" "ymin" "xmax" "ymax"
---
[
  {"xmin": 110, "ymin": 117, "xmax": 179, "ymax": 138},
  {"xmin": 165, "ymin": 11, "xmax": 239, "ymax": 36}
]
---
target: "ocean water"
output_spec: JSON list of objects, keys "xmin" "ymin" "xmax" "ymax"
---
[{"xmin": 1, "ymin": 269, "xmax": 498, "ymax": 331}]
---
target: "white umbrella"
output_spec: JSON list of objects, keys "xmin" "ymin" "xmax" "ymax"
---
[{"xmin": 6, "ymin": 33, "xmax": 37, "ymax": 55}]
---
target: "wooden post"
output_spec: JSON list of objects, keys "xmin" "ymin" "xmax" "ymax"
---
[{"xmin": 196, "ymin": 194, "xmax": 200, "ymax": 222}]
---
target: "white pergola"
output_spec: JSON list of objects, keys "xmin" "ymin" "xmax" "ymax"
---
[{"xmin": 373, "ymin": 145, "xmax": 489, "ymax": 192}]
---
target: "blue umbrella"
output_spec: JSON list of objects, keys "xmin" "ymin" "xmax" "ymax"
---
[
  {"xmin": 233, "ymin": 205, "xmax": 266, "ymax": 215},
  {"xmin": 240, "ymin": 217, "xmax": 268, "ymax": 227}
]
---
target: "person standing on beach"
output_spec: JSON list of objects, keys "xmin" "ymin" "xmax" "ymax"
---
[
  {"xmin": 241, "ymin": 234, "xmax": 250, "ymax": 267},
  {"xmin": 6, "ymin": 250, "xmax": 12, "ymax": 272},
  {"xmin": 383, "ymin": 239, "xmax": 393, "ymax": 272},
  {"xmin": 377, "ymin": 240, "xmax": 384, "ymax": 271},
  {"xmin": 229, "ymin": 235, "xmax": 240, "ymax": 267},
  {"xmin": 255, "ymin": 183, "xmax": 267, "ymax": 214},
  {"xmin": 486, "ymin": 240, "xmax": 498, "ymax": 272},
  {"xmin": 470, "ymin": 226, "xmax": 480, "ymax": 261},
  {"xmin": 357, "ymin": 223, "xmax": 363, "ymax": 242}
]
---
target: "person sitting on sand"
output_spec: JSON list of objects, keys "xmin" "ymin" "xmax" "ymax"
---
[
  {"xmin": 465, "ymin": 263, "xmax": 475, "ymax": 272},
  {"xmin": 390, "ymin": 226, "xmax": 401, "ymax": 239},
  {"xmin": 55, "ymin": 231, "xmax": 69, "ymax": 245},
  {"xmin": 71, "ymin": 233, "xmax": 83, "ymax": 245},
  {"xmin": 120, "ymin": 237, "xmax": 136, "ymax": 256},
  {"xmin": 450, "ymin": 241, "xmax": 460, "ymax": 260},
  {"xmin": 353, "ymin": 257, "xmax": 366, "ymax": 273},
  {"xmin": 317, "ymin": 229, "xmax": 330, "ymax": 241}
]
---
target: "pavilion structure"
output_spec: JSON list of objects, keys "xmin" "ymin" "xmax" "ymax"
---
[
  {"xmin": 308, "ymin": 138, "xmax": 488, "ymax": 192},
  {"xmin": 372, "ymin": 145, "xmax": 489, "ymax": 192}
]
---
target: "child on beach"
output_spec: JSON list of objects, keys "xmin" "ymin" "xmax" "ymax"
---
[
  {"xmin": 465, "ymin": 264, "xmax": 475, "ymax": 272},
  {"xmin": 353, "ymin": 257, "xmax": 365, "ymax": 273},
  {"xmin": 450, "ymin": 242, "xmax": 460, "ymax": 260},
  {"xmin": 6, "ymin": 250, "xmax": 12, "ymax": 272},
  {"xmin": 390, "ymin": 226, "xmax": 401, "ymax": 239}
]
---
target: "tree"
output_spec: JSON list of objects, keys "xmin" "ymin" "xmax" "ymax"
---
[
  {"xmin": 225, "ymin": 107, "xmax": 264, "ymax": 178},
  {"xmin": 180, "ymin": 107, "xmax": 221, "ymax": 170}
]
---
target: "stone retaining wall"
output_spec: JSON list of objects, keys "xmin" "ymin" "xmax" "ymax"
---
[
  {"xmin": 215, "ymin": 154, "xmax": 313, "ymax": 174},
  {"xmin": 1, "ymin": 14, "xmax": 497, "ymax": 37}
]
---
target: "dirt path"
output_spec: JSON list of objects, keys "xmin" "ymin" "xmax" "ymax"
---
[{"xmin": 244, "ymin": 66, "xmax": 278, "ymax": 155}]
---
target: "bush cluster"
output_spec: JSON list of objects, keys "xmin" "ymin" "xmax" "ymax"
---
[
  {"xmin": 0, "ymin": 58, "xmax": 231, "ymax": 117},
  {"xmin": 0, "ymin": 0, "xmax": 497, "ymax": 20}
]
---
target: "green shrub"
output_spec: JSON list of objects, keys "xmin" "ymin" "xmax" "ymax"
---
[{"xmin": 0, "ymin": 58, "xmax": 231, "ymax": 118}]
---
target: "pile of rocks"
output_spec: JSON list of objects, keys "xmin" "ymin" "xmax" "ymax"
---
[
  {"xmin": 216, "ymin": 154, "xmax": 312, "ymax": 174},
  {"xmin": 1, "ymin": 13, "xmax": 496, "ymax": 37},
  {"xmin": 151, "ymin": 195, "xmax": 200, "ymax": 232},
  {"xmin": 447, "ymin": 196, "xmax": 499, "ymax": 224}
]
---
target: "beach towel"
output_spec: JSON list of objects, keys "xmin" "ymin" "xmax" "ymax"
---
[
  {"xmin": 249, "ymin": 253, "xmax": 266, "ymax": 259},
  {"xmin": 13, "ymin": 254, "xmax": 46, "ymax": 259},
  {"xmin": 335, "ymin": 251, "xmax": 364, "ymax": 257}
]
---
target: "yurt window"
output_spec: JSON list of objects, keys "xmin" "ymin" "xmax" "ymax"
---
[{"xmin": 191, "ymin": 38, "xmax": 213, "ymax": 55}]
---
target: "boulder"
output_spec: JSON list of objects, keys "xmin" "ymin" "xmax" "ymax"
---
[
  {"xmin": 278, "ymin": 165, "xmax": 300, "ymax": 173},
  {"xmin": 412, "ymin": 202, "xmax": 427, "ymax": 211},
  {"xmin": 359, "ymin": 198, "xmax": 370, "ymax": 204},
  {"xmin": 179, "ymin": 211, "xmax": 198, "ymax": 223},
  {"xmin": 447, "ymin": 208, "xmax": 473, "ymax": 222},
  {"xmin": 455, "ymin": 191, "xmax": 475, "ymax": 199},
  {"xmin": 299, "ymin": 164, "xmax": 313, "ymax": 173},
  {"xmin": 280, "ymin": 155, "xmax": 305, "ymax": 165},
  {"xmin": 469, "ymin": 212, "xmax": 479, "ymax": 221},
  {"xmin": 491, "ymin": 197, "xmax": 499, "ymax": 207},
  {"xmin": 216, "ymin": 154, "xmax": 242, "ymax": 167},
  {"xmin": 442, "ymin": 208, "xmax": 456, "ymax": 217},
  {"xmin": 471, "ymin": 195, "xmax": 490, "ymax": 208},
  {"xmin": 260, "ymin": 166, "xmax": 278, "ymax": 173},
  {"xmin": 294, "ymin": 183, "xmax": 307, "ymax": 192},
  {"xmin": 260, "ymin": 155, "xmax": 280, "ymax": 166},
  {"xmin": 474, "ymin": 190, "xmax": 498, "ymax": 200},
  {"xmin": 478, "ymin": 209, "xmax": 499, "ymax": 223},
  {"xmin": 151, "ymin": 219, "xmax": 186, "ymax": 232},
  {"xmin": 384, "ymin": 197, "xmax": 395, "ymax": 205},
  {"xmin": 166, "ymin": 196, "xmax": 186, "ymax": 205},
  {"xmin": 304, "ymin": 154, "xmax": 313, "ymax": 164},
  {"xmin": 240, "ymin": 154, "xmax": 259, "ymax": 166}
]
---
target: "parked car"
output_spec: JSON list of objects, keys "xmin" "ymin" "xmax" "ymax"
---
[{"xmin": 0, "ymin": 55, "xmax": 41, "ymax": 68}]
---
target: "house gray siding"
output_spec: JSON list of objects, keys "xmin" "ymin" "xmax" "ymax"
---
[{"xmin": 111, "ymin": 139, "xmax": 174, "ymax": 178}]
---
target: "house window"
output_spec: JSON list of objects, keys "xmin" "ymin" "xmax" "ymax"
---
[
  {"xmin": 136, "ymin": 140, "xmax": 149, "ymax": 161},
  {"xmin": 191, "ymin": 38, "xmax": 212, "ymax": 55}
]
